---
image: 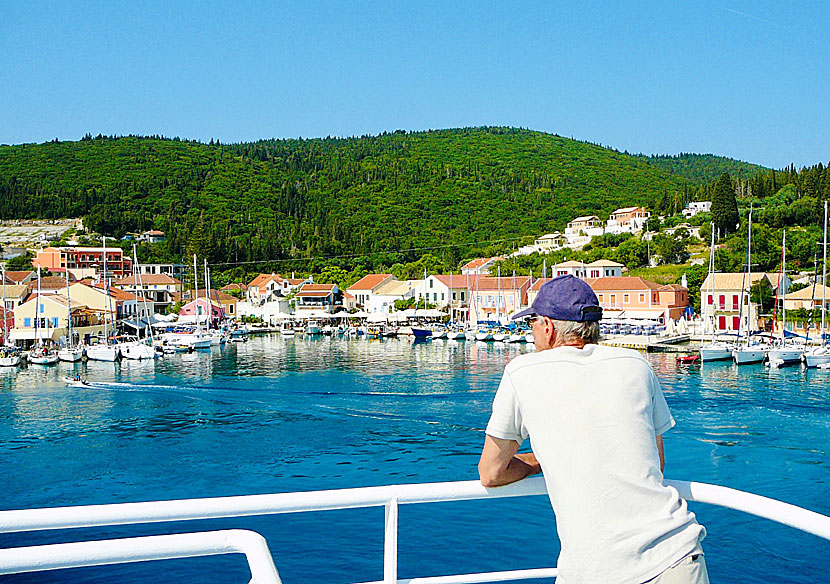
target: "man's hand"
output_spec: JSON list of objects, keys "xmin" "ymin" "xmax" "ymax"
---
[{"xmin": 478, "ymin": 435, "xmax": 542, "ymax": 488}]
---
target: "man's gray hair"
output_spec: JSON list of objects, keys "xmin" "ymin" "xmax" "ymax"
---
[{"xmin": 551, "ymin": 319, "xmax": 600, "ymax": 345}]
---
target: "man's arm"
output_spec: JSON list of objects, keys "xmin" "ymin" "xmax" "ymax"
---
[
  {"xmin": 478, "ymin": 434, "xmax": 542, "ymax": 488},
  {"xmin": 656, "ymin": 434, "xmax": 665, "ymax": 473}
]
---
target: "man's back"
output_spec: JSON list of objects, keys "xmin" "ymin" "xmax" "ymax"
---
[{"xmin": 486, "ymin": 344, "xmax": 704, "ymax": 584}]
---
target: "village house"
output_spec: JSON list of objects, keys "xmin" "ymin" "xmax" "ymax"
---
[
  {"xmin": 9, "ymin": 293, "xmax": 105, "ymax": 346},
  {"xmin": 346, "ymin": 274, "xmax": 397, "ymax": 313},
  {"xmin": 460, "ymin": 257, "xmax": 503, "ymax": 276},
  {"xmin": 137, "ymin": 230, "xmax": 166, "ymax": 244},
  {"xmin": 1, "ymin": 284, "xmax": 30, "ymax": 312},
  {"xmin": 565, "ymin": 215, "xmax": 604, "ymax": 237},
  {"xmin": 700, "ymin": 273, "xmax": 771, "ymax": 333},
  {"xmin": 294, "ymin": 284, "xmax": 341, "ymax": 312},
  {"xmin": 2, "ymin": 271, "xmax": 36, "ymax": 285},
  {"xmin": 220, "ymin": 283, "xmax": 249, "ymax": 298},
  {"xmin": 534, "ymin": 232, "xmax": 568, "ymax": 252},
  {"xmin": 586, "ymin": 277, "xmax": 689, "ymax": 322},
  {"xmin": 783, "ymin": 283, "xmax": 830, "ymax": 312},
  {"xmin": 342, "ymin": 291, "xmax": 357, "ymax": 311},
  {"xmin": 682, "ymin": 201, "xmax": 712, "ymax": 219},
  {"xmin": 371, "ymin": 280, "xmax": 415, "ymax": 314},
  {"xmin": 469, "ymin": 276, "xmax": 531, "ymax": 323},
  {"xmin": 179, "ymin": 296, "xmax": 226, "ymax": 324},
  {"xmin": 247, "ymin": 273, "xmax": 309, "ymax": 303},
  {"xmin": 113, "ymin": 274, "xmax": 182, "ymax": 312},
  {"xmin": 33, "ymin": 246, "xmax": 133, "ymax": 278},
  {"xmin": 604, "ymin": 207, "xmax": 650, "ymax": 235},
  {"xmin": 137, "ymin": 262, "xmax": 186, "ymax": 280},
  {"xmin": 552, "ymin": 260, "xmax": 588, "ymax": 278},
  {"xmin": 176, "ymin": 289, "xmax": 238, "ymax": 319},
  {"xmin": 0, "ymin": 307, "xmax": 13, "ymax": 344}
]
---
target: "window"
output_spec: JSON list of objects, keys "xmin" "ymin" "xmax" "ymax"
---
[
  {"xmin": 639, "ymin": 293, "xmax": 645, "ymax": 303},
  {"xmin": 52, "ymin": 317, "xmax": 59, "ymax": 327},
  {"xmin": 460, "ymin": 292, "xmax": 465, "ymax": 301},
  {"xmin": 441, "ymin": 293, "xmax": 445, "ymax": 301},
  {"xmin": 623, "ymin": 294, "xmax": 630, "ymax": 304},
  {"xmin": 452, "ymin": 292, "xmax": 457, "ymax": 301},
  {"xmin": 610, "ymin": 294, "xmax": 616, "ymax": 306},
  {"xmin": 24, "ymin": 317, "xmax": 31, "ymax": 327},
  {"xmin": 732, "ymin": 316, "xmax": 741, "ymax": 330},
  {"xmin": 598, "ymin": 294, "xmax": 604, "ymax": 302},
  {"xmin": 732, "ymin": 295, "xmax": 739, "ymax": 310},
  {"xmin": 590, "ymin": 270, "xmax": 599, "ymax": 278},
  {"xmin": 429, "ymin": 280, "xmax": 433, "ymax": 288},
  {"xmin": 718, "ymin": 295, "xmax": 726, "ymax": 309},
  {"xmin": 708, "ymin": 294, "xmax": 714, "ymax": 305},
  {"xmin": 718, "ymin": 316, "xmax": 726, "ymax": 330},
  {"xmin": 39, "ymin": 304, "xmax": 44, "ymax": 314}
]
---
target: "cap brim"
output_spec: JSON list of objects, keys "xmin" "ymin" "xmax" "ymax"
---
[{"xmin": 511, "ymin": 307, "xmax": 535, "ymax": 320}]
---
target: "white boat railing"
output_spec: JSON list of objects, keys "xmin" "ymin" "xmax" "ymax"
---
[{"xmin": 1, "ymin": 477, "xmax": 828, "ymax": 583}]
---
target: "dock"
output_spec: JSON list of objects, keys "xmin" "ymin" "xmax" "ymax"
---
[{"xmin": 600, "ymin": 334, "xmax": 692, "ymax": 352}]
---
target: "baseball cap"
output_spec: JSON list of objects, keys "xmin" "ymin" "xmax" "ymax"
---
[{"xmin": 513, "ymin": 274, "xmax": 603, "ymax": 322}]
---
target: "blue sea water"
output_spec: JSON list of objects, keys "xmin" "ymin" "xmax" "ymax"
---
[{"xmin": 0, "ymin": 336, "xmax": 828, "ymax": 583}]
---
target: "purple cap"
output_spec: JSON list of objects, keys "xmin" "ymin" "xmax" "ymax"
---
[{"xmin": 513, "ymin": 275, "xmax": 603, "ymax": 322}]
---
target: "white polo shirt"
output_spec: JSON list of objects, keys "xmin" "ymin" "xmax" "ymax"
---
[{"xmin": 486, "ymin": 344, "xmax": 704, "ymax": 584}]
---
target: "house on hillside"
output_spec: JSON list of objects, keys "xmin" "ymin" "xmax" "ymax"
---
[
  {"xmin": 460, "ymin": 257, "xmax": 503, "ymax": 276},
  {"xmin": 113, "ymin": 274, "xmax": 182, "ymax": 312},
  {"xmin": 346, "ymin": 274, "xmax": 397, "ymax": 313},
  {"xmin": 295, "ymin": 284, "xmax": 341, "ymax": 312},
  {"xmin": 534, "ymin": 232, "xmax": 568, "ymax": 252},
  {"xmin": 33, "ymin": 246, "xmax": 133, "ymax": 278},
  {"xmin": 605, "ymin": 207, "xmax": 650, "ymax": 235},
  {"xmin": 137, "ymin": 230, "xmax": 166, "ymax": 244},
  {"xmin": 565, "ymin": 215, "xmax": 604, "ymax": 237},
  {"xmin": 247, "ymin": 273, "xmax": 309, "ymax": 303},
  {"xmin": 682, "ymin": 201, "xmax": 711, "ymax": 218}
]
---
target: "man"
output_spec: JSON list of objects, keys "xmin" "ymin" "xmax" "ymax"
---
[{"xmin": 479, "ymin": 275, "xmax": 707, "ymax": 584}]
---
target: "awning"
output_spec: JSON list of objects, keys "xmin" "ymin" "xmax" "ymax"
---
[
  {"xmin": 121, "ymin": 319, "xmax": 151, "ymax": 331},
  {"xmin": 9, "ymin": 329, "xmax": 53, "ymax": 341}
]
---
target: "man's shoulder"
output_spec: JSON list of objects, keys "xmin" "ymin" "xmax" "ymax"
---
[{"xmin": 506, "ymin": 344, "xmax": 650, "ymax": 373}]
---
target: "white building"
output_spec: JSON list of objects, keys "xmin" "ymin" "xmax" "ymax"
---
[
  {"xmin": 605, "ymin": 207, "xmax": 650, "ymax": 235},
  {"xmin": 346, "ymin": 274, "xmax": 398, "ymax": 314},
  {"xmin": 682, "ymin": 201, "xmax": 712, "ymax": 218},
  {"xmin": 552, "ymin": 259, "xmax": 624, "ymax": 279}
]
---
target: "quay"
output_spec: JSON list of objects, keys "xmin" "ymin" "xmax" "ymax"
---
[{"xmin": 600, "ymin": 334, "xmax": 691, "ymax": 352}]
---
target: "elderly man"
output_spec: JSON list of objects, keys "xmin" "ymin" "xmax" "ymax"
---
[{"xmin": 478, "ymin": 275, "xmax": 707, "ymax": 584}]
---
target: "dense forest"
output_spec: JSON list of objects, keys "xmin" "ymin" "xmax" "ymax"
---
[{"xmin": 0, "ymin": 127, "xmax": 827, "ymax": 284}]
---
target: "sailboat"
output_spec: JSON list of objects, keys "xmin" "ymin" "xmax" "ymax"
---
[
  {"xmin": 120, "ymin": 245, "xmax": 158, "ymax": 360},
  {"xmin": 804, "ymin": 200, "xmax": 830, "ymax": 367},
  {"xmin": 732, "ymin": 207, "xmax": 768, "ymax": 365},
  {"xmin": 58, "ymin": 268, "xmax": 83, "ymax": 362},
  {"xmin": 28, "ymin": 268, "xmax": 59, "ymax": 365},
  {"xmin": 492, "ymin": 268, "xmax": 507, "ymax": 342},
  {"xmin": 86, "ymin": 238, "xmax": 121, "ymax": 361},
  {"xmin": 699, "ymin": 224, "xmax": 734, "ymax": 361},
  {"xmin": 766, "ymin": 230, "xmax": 803, "ymax": 365},
  {"xmin": 0, "ymin": 266, "xmax": 22, "ymax": 367}
]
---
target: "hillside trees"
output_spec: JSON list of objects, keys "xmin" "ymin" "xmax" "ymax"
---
[{"xmin": 711, "ymin": 173, "xmax": 739, "ymax": 239}]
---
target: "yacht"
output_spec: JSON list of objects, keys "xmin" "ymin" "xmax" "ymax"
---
[
  {"xmin": 698, "ymin": 226, "xmax": 735, "ymax": 362},
  {"xmin": 803, "ymin": 201, "xmax": 829, "ymax": 367},
  {"xmin": 0, "ymin": 346, "xmax": 21, "ymax": 367},
  {"xmin": 28, "ymin": 345, "xmax": 59, "ymax": 365}
]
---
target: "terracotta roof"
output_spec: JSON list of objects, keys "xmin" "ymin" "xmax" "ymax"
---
[
  {"xmin": 221, "ymin": 283, "xmax": 249, "ymax": 292},
  {"xmin": 248, "ymin": 273, "xmax": 284, "ymax": 287},
  {"xmin": 569, "ymin": 215, "xmax": 600, "ymax": 223},
  {"xmin": 611, "ymin": 206, "xmax": 646, "ymax": 215},
  {"xmin": 3, "ymin": 271, "xmax": 34, "ymax": 283},
  {"xmin": 28, "ymin": 276, "xmax": 70, "ymax": 291},
  {"xmin": 374, "ymin": 280, "xmax": 413, "ymax": 295},
  {"xmin": 658, "ymin": 284, "xmax": 687, "ymax": 291},
  {"xmin": 587, "ymin": 259, "xmax": 624, "ymax": 267},
  {"xmin": 554, "ymin": 260, "xmax": 585, "ymax": 268},
  {"xmin": 530, "ymin": 277, "xmax": 554, "ymax": 291},
  {"xmin": 585, "ymin": 277, "xmax": 661, "ymax": 291},
  {"xmin": 473, "ymin": 276, "xmax": 530, "ymax": 291},
  {"xmin": 285, "ymin": 278, "xmax": 306, "ymax": 285},
  {"xmin": 143, "ymin": 230, "xmax": 165, "ymax": 235},
  {"xmin": 342, "ymin": 291, "xmax": 355, "ymax": 299},
  {"xmin": 115, "ymin": 274, "xmax": 181, "ymax": 286},
  {"xmin": 347, "ymin": 274, "xmax": 394, "ymax": 291},
  {"xmin": 432, "ymin": 274, "xmax": 471, "ymax": 288},
  {"xmin": 461, "ymin": 257, "xmax": 502, "ymax": 270},
  {"xmin": 297, "ymin": 284, "xmax": 336, "ymax": 297}
]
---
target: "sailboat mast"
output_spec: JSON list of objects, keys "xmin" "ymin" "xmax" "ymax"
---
[
  {"xmin": 65, "ymin": 265, "xmax": 73, "ymax": 349},
  {"xmin": 193, "ymin": 254, "xmax": 199, "ymax": 326},
  {"xmin": 821, "ymin": 200, "xmax": 828, "ymax": 338},
  {"xmin": 2, "ymin": 266, "xmax": 6, "ymax": 345},
  {"xmin": 36, "ymin": 267, "xmax": 41, "ymax": 345},
  {"xmin": 707, "ymin": 224, "xmax": 716, "ymax": 344},
  {"xmin": 204, "ymin": 259, "xmax": 210, "ymax": 328},
  {"xmin": 780, "ymin": 230, "xmax": 786, "ymax": 344}
]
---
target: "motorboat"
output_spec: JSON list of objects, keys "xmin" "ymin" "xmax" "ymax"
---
[
  {"xmin": 120, "ymin": 339, "xmax": 158, "ymax": 360},
  {"xmin": 430, "ymin": 326, "xmax": 447, "ymax": 339},
  {"xmin": 732, "ymin": 344, "xmax": 768, "ymax": 365},
  {"xmin": 475, "ymin": 329, "xmax": 493, "ymax": 341},
  {"xmin": 62, "ymin": 376, "xmax": 91, "ymax": 388},
  {"xmin": 676, "ymin": 354, "xmax": 700, "ymax": 365},
  {"xmin": 492, "ymin": 329, "xmax": 507, "ymax": 342},
  {"xmin": 0, "ymin": 346, "xmax": 22, "ymax": 367},
  {"xmin": 305, "ymin": 320, "xmax": 322, "ymax": 335},
  {"xmin": 766, "ymin": 344, "xmax": 803, "ymax": 365},
  {"xmin": 803, "ymin": 345, "xmax": 830, "ymax": 368}
]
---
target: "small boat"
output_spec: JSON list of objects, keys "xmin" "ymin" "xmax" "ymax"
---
[
  {"xmin": 58, "ymin": 346, "xmax": 84, "ymax": 362},
  {"xmin": 410, "ymin": 327, "xmax": 432, "ymax": 339},
  {"xmin": 62, "ymin": 376, "xmax": 91, "ymax": 387},
  {"xmin": 676, "ymin": 354, "xmax": 700, "ymax": 365},
  {"xmin": 28, "ymin": 346, "xmax": 59, "ymax": 365},
  {"xmin": 699, "ymin": 342, "xmax": 734, "ymax": 362},
  {"xmin": 0, "ymin": 346, "xmax": 22, "ymax": 367}
]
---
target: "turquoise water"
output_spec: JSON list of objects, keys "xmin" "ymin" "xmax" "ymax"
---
[{"xmin": 1, "ymin": 336, "xmax": 828, "ymax": 583}]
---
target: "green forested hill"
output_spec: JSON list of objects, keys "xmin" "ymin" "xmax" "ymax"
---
[
  {"xmin": 645, "ymin": 153, "xmax": 767, "ymax": 183},
  {"xmin": 0, "ymin": 127, "xmax": 754, "ymax": 269}
]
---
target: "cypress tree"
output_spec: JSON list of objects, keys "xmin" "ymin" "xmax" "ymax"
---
[{"xmin": 712, "ymin": 172, "xmax": 739, "ymax": 239}]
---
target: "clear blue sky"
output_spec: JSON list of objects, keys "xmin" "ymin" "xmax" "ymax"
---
[{"xmin": 2, "ymin": 1, "xmax": 828, "ymax": 168}]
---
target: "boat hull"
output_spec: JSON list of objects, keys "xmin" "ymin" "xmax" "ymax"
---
[
  {"xmin": 732, "ymin": 348, "xmax": 767, "ymax": 364},
  {"xmin": 803, "ymin": 348, "xmax": 830, "ymax": 367},
  {"xmin": 766, "ymin": 348, "xmax": 803, "ymax": 364},
  {"xmin": 58, "ymin": 348, "xmax": 84, "ymax": 362},
  {"xmin": 86, "ymin": 345, "xmax": 120, "ymax": 362},
  {"xmin": 0, "ymin": 356, "xmax": 21, "ymax": 367},
  {"xmin": 699, "ymin": 345, "xmax": 733, "ymax": 362},
  {"xmin": 121, "ymin": 343, "xmax": 158, "ymax": 360}
]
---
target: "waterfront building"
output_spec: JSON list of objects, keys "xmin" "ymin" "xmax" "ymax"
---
[
  {"xmin": 587, "ymin": 277, "xmax": 689, "ymax": 322},
  {"xmin": 176, "ymin": 289, "xmax": 238, "ymax": 319},
  {"xmin": 760, "ymin": 272, "xmax": 792, "ymax": 299},
  {"xmin": 113, "ymin": 274, "xmax": 182, "ymax": 313},
  {"xmin": 220, "ymin": 283, "xmax": 249, "ymax": 298},
  {"xmin": 33, "ymin": 246, "xmax": 133, "ymax": 278},
  {"xmin": 371, "ymin": 280, "xmax": 415, "ymax": 314},
  {"xmin": 460, "ymin": 257, "xmax": 503, "ymax": 276},
  {"xmin": 469, "ymin": 276, "xmax": 531, "ymax": 323},
  {"xmin": 295, "ymin": 284, "xmax": 341, "ymax": 312},
  {"xmin": 431, "ymin": 274, "xmax": 472, "ymax": 321},
  {"xmin": 604, "ymin": 206, "xmax": 650, "ymax": 234},
  {"xmin": 0, "ymin": 307, "xmax": 13, "ymax": 344},
  {"xmin": 700, "ymin": 272, "xmax": 770, "ymax": 333},
  {"xmin": 346, "ymin": 274, "xmax": 397, "ymax": 312},
  {"xmin": 342, "ymin": 291, "xmax": 357, "ymax": 311},
  {"xmin": 782, "ymin": 283, "xmax": 830, "ymax": 311},
  {"xmin": 9, "ymin": 293, "xmax": 104, "ymax": 345},
  {"xmin": 682, "ymin": 201, "xmax": 712, "ymax": 218},
  {"xmin": 178, "ymin": 296, "xmax": 226, "ymax": 324}
]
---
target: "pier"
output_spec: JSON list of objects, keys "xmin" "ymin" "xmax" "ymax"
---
[{"xmin": 600, "ymin": 334, "xmax": 691, "ymax": 352}]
